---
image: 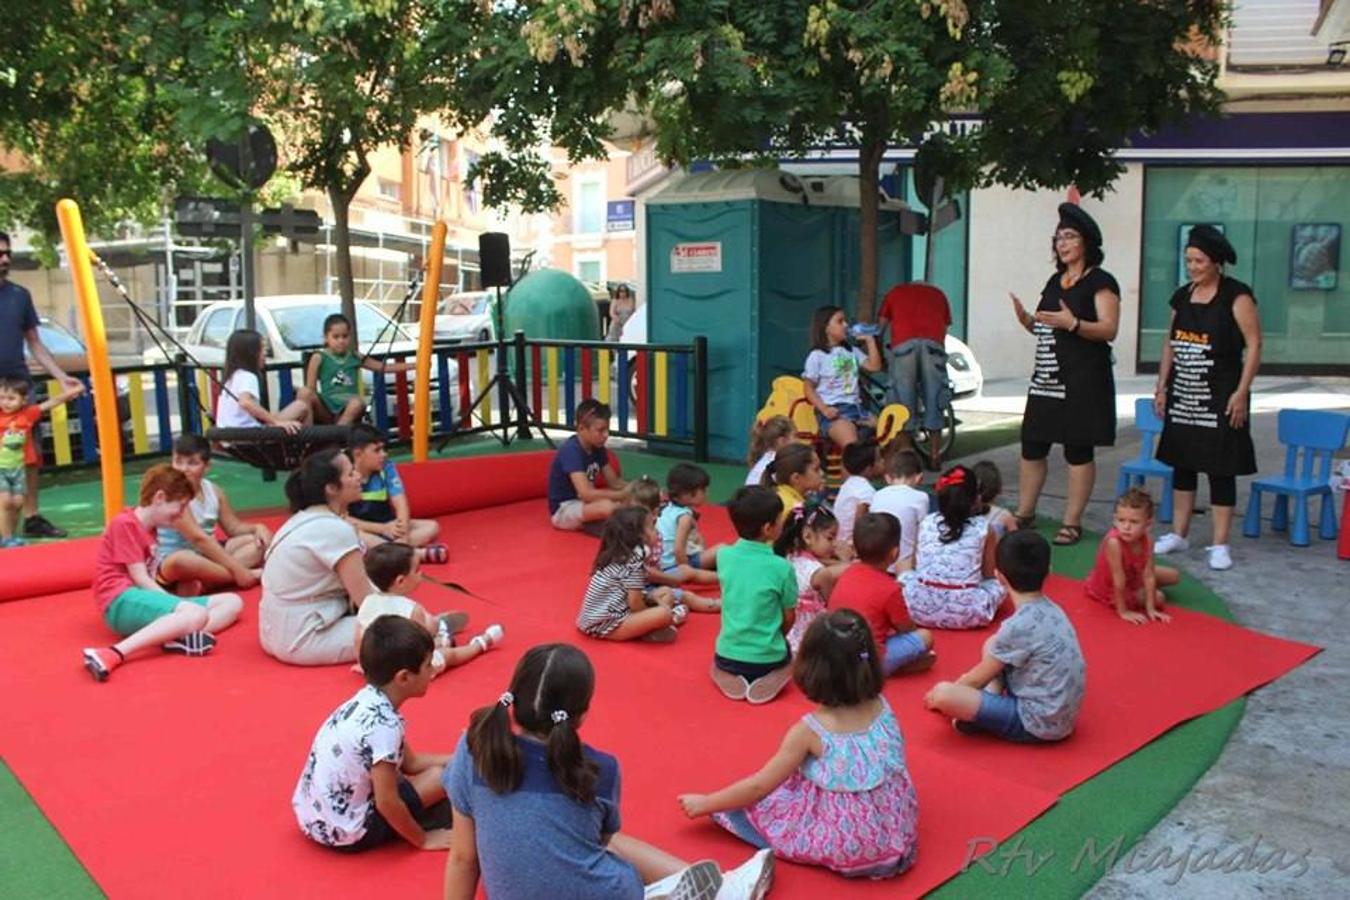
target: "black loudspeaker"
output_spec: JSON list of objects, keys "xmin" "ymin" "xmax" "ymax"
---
[{"xmin": 479, "ymin": 232, "xmax": 512, "ymax": 288}]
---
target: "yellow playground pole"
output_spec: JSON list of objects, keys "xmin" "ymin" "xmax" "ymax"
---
[
  {"xmin": 55, "ymin": 199, "xmax": 123, "ymax": 521},
  {"xmin": 412, "ymin": 221, "xmax": 447, "ymax": 461}
]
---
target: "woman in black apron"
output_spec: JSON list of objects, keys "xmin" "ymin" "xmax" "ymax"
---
[
  {"xmin": 1152, "ymin": 225, "xmax": 1262, "ymax": 571},
  {"xmin": 1009, "ymin": 203, "xmax": 1121, "ymax": 546}
]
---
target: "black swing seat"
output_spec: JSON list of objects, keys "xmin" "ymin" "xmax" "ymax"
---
[{"xmin": 205, "ymin": 425, "xmax": 355, "ymax": 471}]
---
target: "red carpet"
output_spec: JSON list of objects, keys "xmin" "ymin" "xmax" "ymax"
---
[{"xmin": 0, "ymin": 499, "xmax": 1318, "ymax": 899}]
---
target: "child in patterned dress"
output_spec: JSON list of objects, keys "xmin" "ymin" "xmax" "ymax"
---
[
  {"xmin": 899, "ymin": 465, "xmax": 1006, "ymax": 629},
  {"xmin": 678, "ymin": 609, "xmax": 920, "ymax": 879},
  {"xmin": 772, "ymin": 501, "xmax": 848, "ymax": 653}
]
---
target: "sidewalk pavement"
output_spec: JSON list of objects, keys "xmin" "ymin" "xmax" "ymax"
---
[{"xmin": 950, "ymin": 374, "xmax": 1350, "ymax": 898}]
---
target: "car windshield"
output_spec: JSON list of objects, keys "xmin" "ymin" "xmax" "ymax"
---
[
  {"xmin": 271, "ymin": 304, "xmax": 412, "ymax": 349},
  {"xmin": 440, "ymin": 295, "xmax": 489, "ymax": 316},
  {"xmin": 30, "ymin": 324, "xmax": 84, "ymax": 355}
]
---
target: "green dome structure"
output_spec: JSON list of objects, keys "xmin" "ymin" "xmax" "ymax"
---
[{"xmin": 504, "ymin": 269, "xmax": 600, "ymax": 341}]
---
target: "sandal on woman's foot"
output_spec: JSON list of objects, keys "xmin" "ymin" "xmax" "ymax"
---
[
  {"xmin": 421, "ymin": 544, "xmax": 449, "ymax": 565},
  {"xmin": 1052, "ymin": 525, "xmax": 1083, "ymax": 546},
  {"xmin": 1013, "ymin": 512, "xmax": 1037, "ymax": 531}
]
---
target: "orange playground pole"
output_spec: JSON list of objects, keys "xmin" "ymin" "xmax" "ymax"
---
[
  {"xmin": 55, "ymin": 199, "xmax": 124, "ymax": 521},
  {"xmin": 412, "ymin": 221, "xmax": 447, "ymax": 461}
]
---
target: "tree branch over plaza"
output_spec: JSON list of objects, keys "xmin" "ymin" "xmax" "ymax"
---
[{"xmin": 446, "ymin": 0, "xmax": 1226, "ymax": 318}]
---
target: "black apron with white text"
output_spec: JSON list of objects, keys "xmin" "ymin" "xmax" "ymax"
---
[
  {"xmin": 1156, "ymin": 277, "xmax": 1257, "ymax": 476},
  {"xmin": 1021, "ymin": 268, "xmax": 1119, "ymax": 447}
]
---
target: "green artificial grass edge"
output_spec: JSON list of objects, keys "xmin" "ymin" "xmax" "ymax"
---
[
  {"xmin": 0, "ymin": 761, "xmax": 103, "ymax": 899},
  {"xmin": 11, "ymin": 441, "xmax": 1246, "ymax": 898}
]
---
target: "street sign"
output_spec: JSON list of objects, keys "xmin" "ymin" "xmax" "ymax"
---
[
  {"xmin": 175, "ymin": 196, "xmax": 241, "ymax": 237},
  {"xmin": 260, "ymin": 205, "xmax": 322, "ymax": 239},
  {"xmin": 607, "ymin": 200, "xmax": 635, "ymax": 232}
]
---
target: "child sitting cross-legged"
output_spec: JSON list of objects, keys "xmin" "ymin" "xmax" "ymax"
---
[
  {"xmin": 153, "ymin": 433, "xmax": 270, "ymax": 594},
  {"xmin": 347, "ymin": 424, "xmax": 448, "ymax": 564},
  {"xmin": 679, "ymin": 610, "xmax": 920, "ymax": 880},
  {"xmin": 577, "ymin": 507, "xmax": 689, "ymax": 643},
  {"xmin": 773, "ymin": 500, "xmax": 849, "ymax": 653},
  {"xmin": 81, "ymin": 464, "xmax": 244, "ymax": 682},
  {"xmin": 869, "ymin": 448, "xmax": 929, "ymax": 572},
  {"xmin": 624, "ymin": 478, "xmax": 719, "ymax": 614},
  {"xmin": 899, "ymin": 464, "xmax": 1006, "ymax": 629},
  {"xmin": 293, "ymin": 616, "xmax": 453, "ymax": 851},
  {"xmin": 712, "ymin": 486, "xmax": 798, "ymax": 704},
  {"xmin": 924, "ymin": 530, "xmax": 1086, "ymax": 742},
  {"xmin": 833, "ymin": 441, "xmax": 882, "ymax": 549},
  {"xmin": 355, "ymin": 542, "xmax": 503, "ymax": 676},
  {"xmin": 443, "ymin": 644, "xmax": 775, "ymax": 900},
  {"xmin": 830, "ymin": 513, "xmax": 936, "ymax": 676},
  {"xmin": 655, "ymin": 463, "xmax": 724, "ymax": 592},
  {"xmin": 1084, "ymin": 488, "xmax": 1178, "ymax": 625}
]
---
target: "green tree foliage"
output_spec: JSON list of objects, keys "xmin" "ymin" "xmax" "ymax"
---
[{"xmin": 449, "ymin": 0, "xmax": 1224, "ymax": 317}]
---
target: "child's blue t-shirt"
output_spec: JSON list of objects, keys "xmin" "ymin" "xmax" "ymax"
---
[
  {"xmin": 348, "ymin": 461, "xmax": 405, "ymax": 523},
  {"xmin": 444, "ymin": 732, "xmax": 641, "ymax": 900},
  {"xmin": 655, "ymin": 502, "xmax": 703, "ymax": 570},
  {"xmin": 547, "ymin": 435, "xmax": 608, "ymax": 515}
]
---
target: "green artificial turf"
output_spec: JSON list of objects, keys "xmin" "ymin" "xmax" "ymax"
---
[
  {"xmin": 10, "ymin": 440, "xmax": 1245, "ymax": 898},
  {"xmin": 0, "ymin": 763, "xmax": 102, "ymax": 899}
]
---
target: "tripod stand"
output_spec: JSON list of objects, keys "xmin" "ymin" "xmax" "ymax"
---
[{"xmin": 436, "ymin": 283, "xmax": 554, "ymax": 453}]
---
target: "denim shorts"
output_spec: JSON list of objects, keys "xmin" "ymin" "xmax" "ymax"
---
[
  {"xmin": 714, "ymin": 652, "xmax": 791, "ymax": 682},
  {"xmin": 882, "ymin": 631, "xmax": 929, "ymax": 675},
  {"xmin": 815, "ymin": 402, "xmax": 865, "ymax": 436},
  {"xmin": 663, "ymin": 551, "xmax": 702, "ymax": 572},
  {"xmin": 334, "ymin": 777, "xmax": 449, "ymax": 852},
  {"xmin": 962, "ymin": 690, "xmax": 1043, "ymax": 743}
]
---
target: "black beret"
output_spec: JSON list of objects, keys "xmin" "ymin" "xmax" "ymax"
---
[
  {"xmin": 1186, "ymin": 224, "xmax": 1236, "ymax": 266},
  {"xmin": 1057, "ymin": 202, "xmax": 1102, "ymax": 247}
]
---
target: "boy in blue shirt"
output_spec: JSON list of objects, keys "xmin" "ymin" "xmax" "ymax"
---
[
  {"xmin": 547, "ymin": 399, "xmax": 627, "ymax": 533},
  {"xmin": 347, "ymin": 425, "xmax": 447, "ymax": 564}
]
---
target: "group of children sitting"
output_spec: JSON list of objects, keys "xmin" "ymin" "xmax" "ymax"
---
[{"xmin": 60, "ymin": 307, "xmax": 1185, "ymax": 897}]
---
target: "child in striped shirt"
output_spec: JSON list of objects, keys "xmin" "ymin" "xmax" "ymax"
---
[{"xmin": 576, "ymin": 506, "xmax": 688, "ymax": 643}]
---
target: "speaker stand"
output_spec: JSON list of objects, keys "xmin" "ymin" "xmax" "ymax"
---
[{"xmin": 436, "ymin": 284, "xmax": 554, "ymax": 454}]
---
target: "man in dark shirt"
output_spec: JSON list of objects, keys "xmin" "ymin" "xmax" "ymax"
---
[{"xmin": 0, "ymin": 231, "xmax": 81, "ymax": 538}]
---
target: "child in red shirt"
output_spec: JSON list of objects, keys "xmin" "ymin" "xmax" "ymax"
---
[
  {"xmin": 0, "ymin": 376, "xmax": 84, "ymax": 547},
  {"xmin": 81, "ymin": 464, "xmax": 244, "ymax": 682},
  {"xmin": 1085, "ymin": 488, "xmax": 1178, "ymax": 624},
  {"xmin": 830, "ymin": 513, "xmax": 935, "ymax": 676}
]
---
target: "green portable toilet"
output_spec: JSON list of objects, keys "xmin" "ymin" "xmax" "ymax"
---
[{"xmin": 645, "ymin": 170, "xmax": 910, "ymax": 461}]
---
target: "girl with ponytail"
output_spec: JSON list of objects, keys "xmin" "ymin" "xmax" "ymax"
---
[
  {"xmin": 898, "ymin": 465, "xmax": 1006, "ymax": 629},
  {"xmin": 761, "ymin": 442, "xmax": 825, "ymax": 526},
  {"xmin": 444, "ymin": 643, "xmax": 774, "ymax": 900}
]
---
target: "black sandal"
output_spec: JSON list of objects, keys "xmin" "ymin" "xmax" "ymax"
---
[
  {"xmin": 1052, "ymin": 524, "xmax": 1083, "ymax": 546},
  {"xmin": 1014, "ymin": 512, "xmax": 1037, "ymax": 531}
]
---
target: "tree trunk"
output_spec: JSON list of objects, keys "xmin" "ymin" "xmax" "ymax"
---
[
  {"xmin": 856, "ymin": 135, "xmax": 886, "ymax": 322},
  {"xmin": 329, "ymin": 184, "xmax": 358, "ymax": 340}
]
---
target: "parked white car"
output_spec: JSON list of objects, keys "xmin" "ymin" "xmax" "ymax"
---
[
  {"xmin": 142, "ymin": 295, "xmax": 453, "ymax": 418},
  {"xmin": 432, "ymin": 291, "xmax": 495, "ymax": 344}
]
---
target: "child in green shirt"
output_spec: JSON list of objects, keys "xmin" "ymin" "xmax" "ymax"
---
[
  {"xmin": 712, "ymin": 486, "xmax": 798, "ymax": 705},
  {"xmin": 304, "ymin": 313, "xmax": 414, "ymax": 424}
]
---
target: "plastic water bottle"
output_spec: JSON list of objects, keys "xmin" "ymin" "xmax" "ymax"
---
[{"xmin": 848, "ymin": 323, "xmax": 881, "ymax": 339}]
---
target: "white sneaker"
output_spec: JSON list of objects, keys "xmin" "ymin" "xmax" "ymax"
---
[
  {"xmin": 671, "ymin": 603, "xmax": 689, "ymax": 625},
  {"xmin": 644, "ymin": 859, "xmax": 722, "ymax": 900},
  {"xmin": 1153, "ymin": 532, "xmax": 1190, "ymax": 555},
  {"xmin": 1207, "ymin": 544, "xmax": 1233, "ymax": 571},
  {"xmin": 716, "ymin": 848, "xmax": 774, "ymax": 900},
  {"xmin": 470, "ymin": 624, "xmax": 505, "ymax": 653}
]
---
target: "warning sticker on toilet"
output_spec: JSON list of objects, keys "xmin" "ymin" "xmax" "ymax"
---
[{"xmin": 670, "ymin": 242, "xmax": 722, "ymax": 273}]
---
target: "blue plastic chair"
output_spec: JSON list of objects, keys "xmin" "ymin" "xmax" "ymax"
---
[
  {"xmin": 1115, "ymin": 397, "xmax": 1173, "ymax": 523},
  {"xmin": 1242, "ymin": 409, "xmax": 1350, "ymax": 546}
]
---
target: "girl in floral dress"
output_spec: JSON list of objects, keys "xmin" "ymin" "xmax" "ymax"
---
[
  {"xmin": 900, "ymin": 464, "xmax": 1006, "ymax": 629},
  {"xmin": 773, "ymin": 501, "xmax": 848, "ymax": 653},
  {"xmin": 677, "ymin": 610, "xmax": 920, "ymax": 879}
]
